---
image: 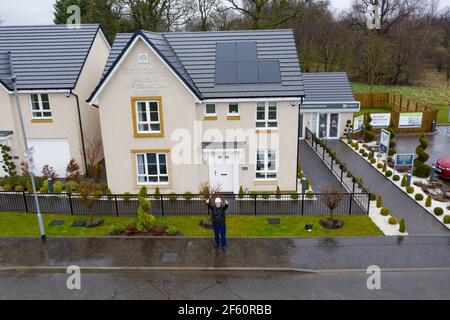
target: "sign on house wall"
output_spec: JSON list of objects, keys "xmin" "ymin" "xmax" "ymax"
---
[
  {"xmin": 398, "ymin": 112, "xmax": 423, "ymax": 128},
  {"xmin": 354, "ymin": 114, "xmax": 364, "ymax": 132},
  {"xmin": 370, "ymin": 113, "xmax": 391, "ymax": 128}
]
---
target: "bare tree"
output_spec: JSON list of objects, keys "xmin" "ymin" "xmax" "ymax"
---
[
  {"xmin": 320, "ymin": 186, "xmax": 345, "ymax": 221},
  {"xmin": 81, "ymin": 137, "xmax": 103, "ymax": 178}
]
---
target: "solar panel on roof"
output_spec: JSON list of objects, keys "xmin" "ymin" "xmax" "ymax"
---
[
  {"xmin": 215, "ymin": 61, "xmax": 237, "ymax": 84},
  {"xmin": 237, "ymin": 61, "xmax": 258, "ymax": 83},
  {"xmin": 216, "ymin": 42, "xmax": 236, "ymax": 62},
  {"xmin": 236, "ymin": 42, "xmax": 257, "ymax": 61},
  {"xmin": 258, "ymin": 60, "xmax": 281, "ymax": 83}
]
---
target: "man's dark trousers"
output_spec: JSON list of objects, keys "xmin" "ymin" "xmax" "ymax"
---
[{"xmin": 213, "ymin": 223, "xmax": 227, "ymax": 247}]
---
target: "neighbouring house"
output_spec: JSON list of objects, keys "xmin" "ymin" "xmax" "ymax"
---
[
  {"xmin": 0, "ymin": 24, "xmax": 110, "ymax": 178},
  {"xmin": 299, "ymin": 72, "xmax": 360, "ymax": 140},
  {"xmin": 88, "ymin": 29, "xmax": 305, "ymax": 194}
]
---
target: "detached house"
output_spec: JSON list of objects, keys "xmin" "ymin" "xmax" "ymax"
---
[
  {"xmin": 88, "ymin": 29, "xmax": 305, "ymax": 194},
  {"xmin": 0, "ymin": 24, "xmax": 110, "ymax": 177}
]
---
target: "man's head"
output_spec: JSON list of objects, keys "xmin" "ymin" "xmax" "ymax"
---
[{"xmin": 214, "ymin": 197, "xmax": 222, "ymax": 208}]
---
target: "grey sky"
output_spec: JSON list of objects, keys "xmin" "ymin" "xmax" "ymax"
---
[{"xmin": 0, "ymin": 0, "xmax": 449, "ymax": 26}]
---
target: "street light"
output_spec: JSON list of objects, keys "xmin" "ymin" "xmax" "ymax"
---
[{"xmin": 9, "ymin": 56, "xmax": 46, "ymax": 241}]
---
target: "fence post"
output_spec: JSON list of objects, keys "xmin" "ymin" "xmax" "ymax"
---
[
  {"xmin": 254, "ymin": 195, "xmax": 257, "ymax": 215},
  {"xmin": 160, "ymin": 195, "xmax": 165, "ymax": 216},
  {"xmin": 22, "ymin": 191, "xmax": 28, "ymax": 213},
  {"xmin": 114, "ymin": 195, "xmax": 119, "ymax": 217},
  {"xmin": 340, "ymin": 166, "xmax": 344, "ymax": 182},
  {"xmin": 68, "ymin": 193, "xmax": 74, "ymax": 215},
  {"xmin": 349, "ymin": 193, "xmax": 353, "ymax": 215},
  {"xmin": 366, "ymin": 194, "xmax": 370, "ymax": 215}
]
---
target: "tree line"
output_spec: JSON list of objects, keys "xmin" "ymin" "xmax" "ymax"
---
[{"xmin": 53, "ymin": 0, "xmax": 450, "ymax": 88}]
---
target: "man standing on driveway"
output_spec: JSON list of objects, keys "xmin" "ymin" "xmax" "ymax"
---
[{"xmin": 206, "ymin": 197, "xmax": 229, "ymax": 251}]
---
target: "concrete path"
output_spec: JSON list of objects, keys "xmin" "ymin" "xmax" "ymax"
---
[
  {"xmin": 328, "ymin": 140, "xmax": 449, "ymax": 235},
  {"xmin": 2, "ymin": 269, "xmax": 450, "ymax": 300},
  {"xmin": 298, "ymin": 140, "xmax": 345, "ymax": 192},
  {"xmin": 2, "ymin": 236, "xmax": 450, "ymax": 271}
]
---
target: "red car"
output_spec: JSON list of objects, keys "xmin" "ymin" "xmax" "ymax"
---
[{"xmin": 436, "ymin": 156, "xmax": 450, "ymax": 179}]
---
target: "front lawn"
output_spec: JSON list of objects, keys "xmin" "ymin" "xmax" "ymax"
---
[
  {"xmin": 352, "ymin": 82, "xmax": 450, "ymax": 124},
  {"xmin": 0, "ymin": 213, "xmax": 383, "ymax": 237}
]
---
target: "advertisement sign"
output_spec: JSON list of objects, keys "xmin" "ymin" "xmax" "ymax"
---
[
  {"xmin": 398, "ymin": 112, "xmax": 423, "ymax": 128},
  {"xmin": 353, "ymin": 114, "xmax": 364, "ymax": 132},
  {"xmin": 370, "ymin": 113, "xmax": 391, "ymax": 128},
  {"xmin": 379, "ymin": 129, "xmax": 390, "ymax": 162},
  {"xmin": 395, "ymin": 154, "xmax": 415, "ymax": 173}
]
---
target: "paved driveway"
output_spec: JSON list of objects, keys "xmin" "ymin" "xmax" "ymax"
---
[{"xmin": 328, "ymin": 140, "xmax": 449, "ymax": 235}]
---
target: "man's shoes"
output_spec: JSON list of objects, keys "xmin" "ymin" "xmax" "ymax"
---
[{"xmin": 222, "ymin": 246, "xmax": 227, "ymax": 252}]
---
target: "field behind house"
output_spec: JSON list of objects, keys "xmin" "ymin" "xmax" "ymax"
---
[{"xmin": 352, "ymin": 83, "xmax": 450, "ymax": 124}]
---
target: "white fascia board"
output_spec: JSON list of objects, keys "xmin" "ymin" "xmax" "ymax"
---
[
  {"xmin": 200, "ymin": 97, "xmax": 304, "ymax": 104},
  {"xmin": 13, "ymin": 89, "xmax": 71, "ymax": 94},
  {"xmin": 0, "ymin": 83, "xmax": 12, "ymax": 94},
  {"xmin": 98, "ymin": 28, "xmax": 112, "ymax": 50},
  {"xmin": 89, "ymin": 35, "xmax": 201, "ymax": 105}
]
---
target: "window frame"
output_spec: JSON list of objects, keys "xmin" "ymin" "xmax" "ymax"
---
[
  {"xmin": 135, "ymin": 152, "xmax": 169, "ymax": 185},
  {"xmin": 30, "ymin": 93, "xmax": 52, "ymax": 120},
  {"xmin": 131, "ymin": 97, "xmax": 164, "ymax": 137},
  {"xmin": 228, "ymin": 103, "xmax": 240, "ymax": 116},
  {"xmin": 256, "ymin": 101, "xmax": 278, "ymax": 129},
  {"xmin": 205, "ymin": 103, "xmax": 216, "ymax": 116},
  {"xmin": 255, "ymin": 150, "xmax": 277, "ymax": 181}
]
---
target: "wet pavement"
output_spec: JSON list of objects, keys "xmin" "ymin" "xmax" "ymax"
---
[
  {"xmin": 298, "ymin": 140, "xmax": 345, "ymax": 192},
  {"xmin": 1, "ymin": 269, "xmax": 450, "ymax": 300},
  {"xmin": 1, "ymin": 236, "xmax": 450, "ymax": 270},
  {"xmin": 395, "ymin": 127, "xmax": 450, "ymax": 166},
  {"xmin": 328, "ymin": 140, "xmax": 449, "ymax": 235}
]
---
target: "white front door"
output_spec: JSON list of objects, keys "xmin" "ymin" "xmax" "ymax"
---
[{"xmin": 208, "ymin": 151, "xmax": 235, "ymax": 192}]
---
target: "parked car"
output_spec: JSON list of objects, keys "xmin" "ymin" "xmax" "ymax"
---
[{"xmin": 435, "ymin": 156, "xmax": 450, "ymax": 179}]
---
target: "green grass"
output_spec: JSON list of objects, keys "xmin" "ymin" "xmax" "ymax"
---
[
  {"xmin": 352, "ymin": 82, "xmax": 450, "ymax": 124},
  {"xmin": 0, "ymin": 213, "xmax": 383, "ymax": 237}
]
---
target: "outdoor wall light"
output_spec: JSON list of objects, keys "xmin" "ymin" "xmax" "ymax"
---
[
  {"xmin": 290, "ymin": 100, "xmax": 299, "ymax": 107},
  {"xmin": 305, "ymin": 224, "xmax": 313, "ymax": 232}
]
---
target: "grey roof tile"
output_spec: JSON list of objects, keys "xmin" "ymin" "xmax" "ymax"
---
[
  {"xmin": 0, "ymin": 24, "xmax": 100, "ymax": 91},
  {"xmin": 302, "ymin": 72, "xmax": 356, "ymax": 103}
]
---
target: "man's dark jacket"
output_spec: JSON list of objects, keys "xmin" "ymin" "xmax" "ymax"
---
[{"xmin": 208, "ymin": 202, "xmax": 229, "ymax": 226}]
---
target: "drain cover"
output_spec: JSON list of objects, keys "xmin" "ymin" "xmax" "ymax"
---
[
  {"xmin": 161, "ymin": 252, "xmax": 178, "ymax": 263},
  {"xmin": 268, "ymin": 218, "xmax": 281, "ymax": 225},
  {"xmin": 49, "ymin": 220, "xmax": 65, "ymax": 226}
]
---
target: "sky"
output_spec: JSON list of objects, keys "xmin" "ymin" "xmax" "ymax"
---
[{"xmin": 0, "ymin": 0, "xmax": 449, "ymax": 26}]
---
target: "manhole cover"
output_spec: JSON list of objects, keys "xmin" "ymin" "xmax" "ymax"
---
[
  {"xmin": 49, "ymin": 220, "xmax": 65, "ymax": 226},
  {"xmin": 71, "ymin": 221, "xmax": 87, "ymax": 227},
  {"xmin": 268, "ymin": 218, "xmax": 281, "ymax": 225},
  {"xmin": 161, "ymin": 252, "xmax": 178, "ymax": 263}
]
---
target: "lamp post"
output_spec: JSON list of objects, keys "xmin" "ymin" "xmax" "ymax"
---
[{"xmin": 10, "ymin": 71, "xmax": 46, "ymax": 241}]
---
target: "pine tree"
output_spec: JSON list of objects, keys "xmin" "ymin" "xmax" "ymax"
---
[
  {"xmin": 413, "ymin": 133, "xmax": 431, "ymax": 178},
  {"xmin": 363, "ymin": 114, "xmax": 375, "ymax": 142},
  {"xmin": 386, "ymin": 118, "xmax": 396, "ymax": 156}
]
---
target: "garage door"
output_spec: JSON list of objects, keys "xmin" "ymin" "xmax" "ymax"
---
[{"xmin": 27, "ymin": 139, "xmax": 70, "ymax": 177}]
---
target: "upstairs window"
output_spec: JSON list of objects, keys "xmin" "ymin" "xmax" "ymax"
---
[
  {"xmin": 135, "ymin": 100, "xmax": 161, "ymax": 133},
  {"xmin": 228, "ymin": 103, "xmax": 239, "ymax": 116},
  {"xmin": 205, "ymin": 103, "xmax": 216, "ymax": 116},
  {"xmin": 256, "ymin": 102, "xmax": 277, "ymax": 128},
  {"xmin": 30, "ymin": 94, "xmax": 52, "ymax": 119}
]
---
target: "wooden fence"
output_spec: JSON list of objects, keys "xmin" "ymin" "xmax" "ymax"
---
[{"xmin": 354, "ymin": 92, "xmax": 438, "ymax": 134}]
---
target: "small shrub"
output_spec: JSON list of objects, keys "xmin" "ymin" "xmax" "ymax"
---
[
  {"xmin": 385, "ymin": 170, "xmax": 393, "ymax": 177},
  {"xmin": 109, "ymin": 221, "xmax": 134, "ymax": 235},
  {"xmin": 94, "ymin": 189, "xmax": 103, "ymax": 199},
  {"xmin": 261, "ymin": 192, "xmax": 270, "ymax": 200},
  {"xmin": 136, "ymin": 197, "xmax": 155, "ymax": 233},
  {"xmin": 290, "ymin": 192, "xmax": 299, "ymax": 200},
  {"xmin": 376, "ymin": 195, "xmax": 383, "ymax": 208},
  {"xmin": 53, "ymin": 181, "xmax": 63, "ymax": 194},
  {"xmin": 65, "ymin": 181, "xmax": 78, "ymax": 194},
  {"xmin": 370, "ymin": 193, "xmax": 377, "ymax": 201},
  {"xmin": 306, "ymin": 190, "xmax": 314, "ymax": 199},
  {"xmin": 169, "ymin": 192, "xmax": 178, "ymax": 201},
  {"xmin": 443, "ymin": 215, "xmax": 450, "ymax": 224},
  {"xmin": 154, "ymin": 187, "xmax": 161, "ymax": 199},
  {"xmin": 382, "ymin": 162, "xmax": 387, "ymax": 173},
  {"xmin": 304, "ymin": 179, "xmax": 310, "ymax": 190},
  {"xmin": 276, "ymin": 186, "xmax": 281, "ymax": 199},
  {"xmin": 370, "ymin": 158, "xmax": 376, "ymax": 164},
  {"xmin": 2, "ymin": 184, "xmax": 12, "ymax": 191},
  {"xmin": 425, "ymin": 195, "xmax": 432, "ymax": 207},
  {"xmin": 167, "ymin": 225, "xmax": 180, "ymax": 236},
  {"xmin": 434, "ymin": 207, "xmax": 444, "ymax": 216},
  {"xmin": 359, "ymin": 149, "xmax": 365, "ymax": 154},
  {"xmin": 380, "ymin": 207, "xmax": 390, "ymax": 216},
  {"xmin": 406, "ymin": 186, "xmax": 414, "ymax": 194},
  {"xmin": 388, "ymin": 217, "xmax": 397, "ymax": 225},
  {"xmin": 138, "ymin": 186, "xmax": 148, "ymax": 199},
  {"xmin": 393, "ymin": 175, "xmax": 400, "ymax": 182},
  {"xmin": 377, "ymin": 163, "xmax": 383, "ymax": 169},
  {"xmin": 14, "ymin": 185, "xmax": 24, "ymax": 192},
  {"xmin": 238, "ymin": 186, "xmax": 245, "ymax": 199},
  {"xmin": 183, "ymin": 192, "xmax": 193, "ymax": 200},
  {"xmin": 123, "ymin": 192, "xmax": 132, "ymax": 201},
  {"xmin": 401, "ymin": 175, "xmax": 407, "ymax": 187},
  {"xmin": 39, "ymin": 186, "xmax": 48, "ymax": 193},
  {"xmin": 415, "ymin": 193, "xmax": 424, "ymax": 201},
  {"xmin": 399, "ymin": 219, "xmax": 406, "ymax": 233}
]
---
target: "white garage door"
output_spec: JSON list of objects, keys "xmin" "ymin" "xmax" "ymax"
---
[{"xmin": 28, "ymin": 139, "xmax": 70, "ymax": 177}]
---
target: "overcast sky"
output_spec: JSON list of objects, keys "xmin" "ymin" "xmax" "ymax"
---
[{"xmin": 0, "ymin": 0, "xmax": 449, "ymax": 25}]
